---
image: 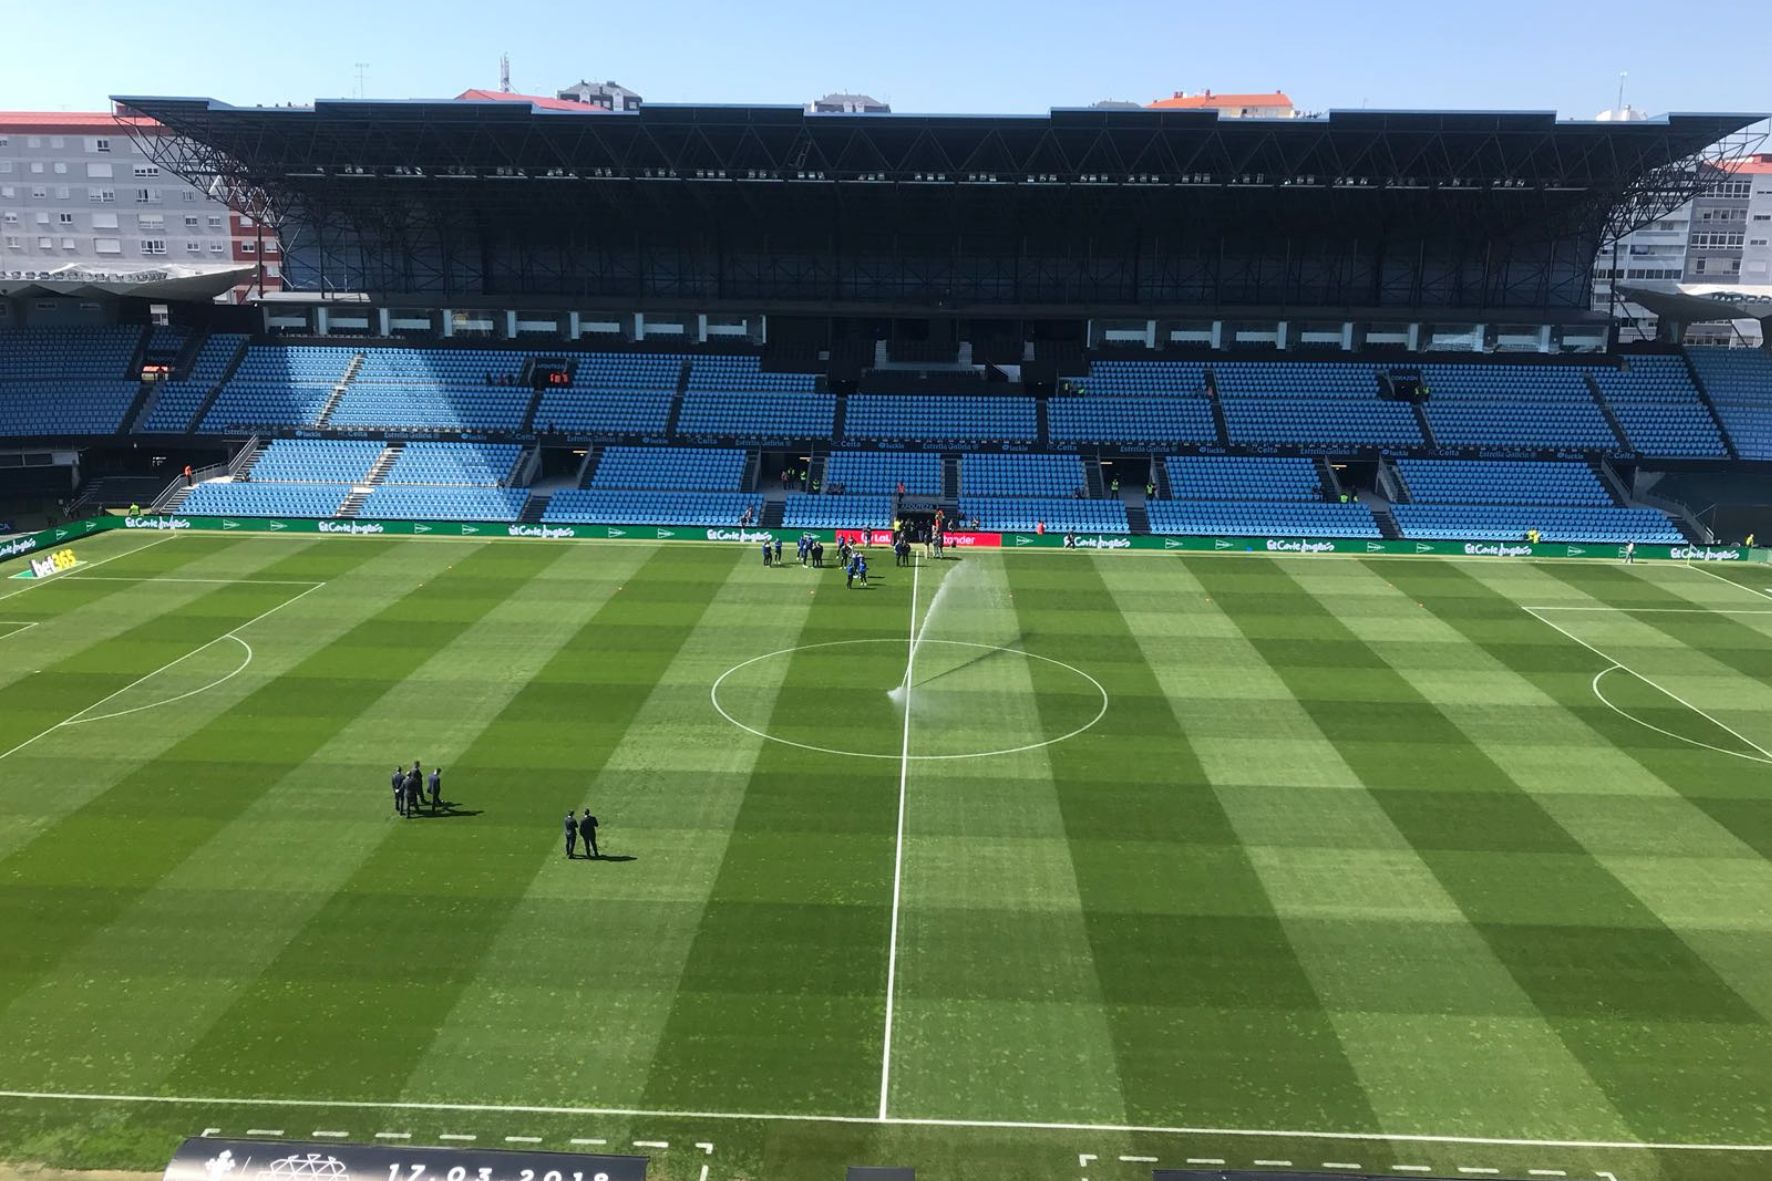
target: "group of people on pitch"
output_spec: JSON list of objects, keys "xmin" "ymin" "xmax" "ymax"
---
[
  {"xmin": 563, "ymin": 809, "xmax": 601, "ymax": 859},
  {"xmin": 391, "ymin": 761, "xmax": 443, "ymax": 816}
]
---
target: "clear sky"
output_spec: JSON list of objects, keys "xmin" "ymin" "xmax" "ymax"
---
[{"xmin": 2, "ymin": 0, "xmax": 1765, "ymax": 119}]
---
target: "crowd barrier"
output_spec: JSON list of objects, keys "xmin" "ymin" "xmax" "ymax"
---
[{"xmin": 1, "ymin": 513, "xmax": 1764, "ymax": 567}]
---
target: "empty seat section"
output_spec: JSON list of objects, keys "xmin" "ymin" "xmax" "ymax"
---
[
  {"xmin": 532, "ymin": 352, "xmax": 684, "ymax": 434},
  {"xmin": 1220, "ymin": 397, "xmax": 1423, "ymax": 446},
  {"xmin": 688, "ymin": 355, "xmax": 818, "ymax": 392},
  {"xmin": 1688, "ymin": 347, "xmax": 1772, "ymax": 460},
  {"xmin": 383, "ymin": 442, "xmax": 523, "ymax": 485},
  {"xmin": 957, "ymin": 497, "xmax": 1129, "ymax": 533},
  {"xmin": 1147, "ymin": 501, "xmax": 1381, "ymax": 538},
  {"xmin": 142, "ymin": 333, "xmax": 250, "ymax": 432},
  {"xmin": 329, "ymin": 349, "xmax": 532, "ymax": 430},
  {"xmin": 248, "ymin": 439, "xmax": 384, "ymax": 483},
  {"xmin": 1397, "ymin": 460, "xmax": 1612, "ymax": 506},
  {"xmin": 781, "ymin": 494, "xmax": 895, "ymax": 529},
  {"xmin": 961, "ymin": 452, "xmax": 1086, "ymax": 497},
  {"xmin": 1164, "ymin": 455, "xmax": 1323, "ymax": 500},
  {"xmin": 543, "ymin": 490, "xmax": 762, "ymax": 527},
  {"xmin": 1392, "ymin": 504, "xmax": 1684, "ymax": 543},
  {"xmin": 1212, "ymin": 362, "xmax": 1382, "ymax": 398},
  {"xmin": 358, "ymin": 487, "xmax": 530, "ymax": 521},
  {"xmin": 1048, "ymin": 397, "xmax": 1217, "ymax": 444},
  {"xmin": 1418, "ymin": 363, "xmax": 1615, "ymax": 448},
  {"xmin": 845, "ymin": 396, "xmax": 1036, "ymax": 443},
  {"xmin": 0, "ymin": 325, "xmax": 143, "ymax": 436},
  {"xmin": 823, "ymin": 451, "xmax": 942, "ymax": 495},
  {"xmin": 589, "ymin": 447, "xmax": 745, "ymax": 491},
  {"xmin": 180, "ymin": 481, "xmax": 345, "ymax": 517},
  {"xmin": 1073, "ymin": 360, "xmax": 1209, "ymax": 396},
  {"xmin": 676, "ymin": 391, "xmax": 836, "ymax": 437},
  {"xmin": 202, "ymin": 346, "xmax": 355, "ymax": 430},
  {"xmin": 1591, "ymin": 356, "xmax": 1726, "ymax": 457}
]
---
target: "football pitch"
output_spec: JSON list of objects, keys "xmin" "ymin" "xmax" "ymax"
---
[{"xmin": 2, "ymin": 529, "xmax": 1771, "ymax": 1181}]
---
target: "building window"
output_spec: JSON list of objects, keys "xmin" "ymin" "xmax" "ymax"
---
[
  {"xmin": 30, "ymin": 187, "xmax": 45, "ymax": 199},
  {"xmin": 90, "ymin": 188, "xmax": 115, "ymax": 203},
  {"xmin": 1694, "ymin": 259, "xmax": 1706, "ymax": 274},
  {"xmin": 57, "ymin": 212, "xmax": 73, "ymax": 225},
  {"xmin": 94, "ymin": 237, "xmax": 121, "ymax": 254},
  {"xmin": 38, "ymin": 236, "xmax": 54, "ymax": 249},
  {"xmin": 184, "ymin": 241, "xmax": 202, "ymax": 254},
  {"xmin": 86, "ymin": 162, "xmax": 113, "ymax": 179},
  {"xmin": 94, "ymin": 138, "xmax": 111, "ymax": 152},
  {"xmin": 241, "ymin": 241, "xmax": 256, "ymax": 253},
  {"xmin": 92, "ymin": 213, "xmax": 118, "ymax": 229},
  {"xmin": 2, "ymin": 236, "xmax": 20, "ymax": 250},
  {"xmin": 25, "ymin": 136, "xmax": 41, "ymax": 149},
  {"xmin": 209, "ymin": 242, "xmax": 224, "ymax": 254},
  {"xmin": 48, "ymin": 137, "xmax": 63, "ymax": 149},
  {"xmin": 132, "ymin": 164, "xmax": 160, "ymax": 179},
  {"xmin": 34, "ymin": 212, "xmax": 49, "ymax": 225},
  {"xmin": 140, "ymin": 238, "xmax": 167, "ymax": 255},
  {"xmin": 0, "ymin": 212, "xmax": 14, "ymax": 225},
  {"xmin": 53, "ymin": 162, "xmax": 67, "ymax": 175},
  {"xmin": 134, "ymin": 188, "xmax": 157, "ymax": 203},
  {"xmin": 55, "ymin": 186, "xmax": 69, "ymax": 199},
  {"xmin": 138, "ymin": 214, "xmax": 164, "ymax": 230},
  {"xmin": 29, "ymin": 162, "xmax": 43, "ymax": 174},
  {"xmin": 0, "ymin": 161, "xmax": 11, "ymax": 174},
  {"xmin": 61, "ymin": 237, "xmax": 76, "ymax": 250},
  {"xmin": 0, "ymin": 186, "xmax": 10, "ymax": 198},
  {"xmin": 207, "ymin": 214, "xmax": 223, "ymax": 228},
  {"xmin": 184, "ymin": 215, "xmax": 199, "ymax": 227}
]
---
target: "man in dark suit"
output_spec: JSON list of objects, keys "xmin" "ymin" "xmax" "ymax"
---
[
  {"xmin": 580, "ymin": 809, "xmax": 599, "ymax": 859},
  {"xmin": 428, "ymin": 766, "xmax": 442, "ymax": 814},
  {"xmin": 564, "ymin": 811, "xmax": 579, "ymax": 859},
  {"xmin": 391, "ymin": 766, "xmax": 406, "ymax": 816}
]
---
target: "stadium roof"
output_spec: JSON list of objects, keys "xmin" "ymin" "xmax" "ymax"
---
[
  {"xmin": 0, "ymin": 261, "xmax": 254, "ymax": 300},
  {"xmin": 0, "ymin": 110, "xmax": 158, "ymax": 132}
]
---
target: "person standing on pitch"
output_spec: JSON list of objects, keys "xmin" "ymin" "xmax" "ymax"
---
[
  {"xmin": 761, "ymin": 538, "xmax": 772, "ymax": 567},
  {"xmin": 564, "ymin": 811, "xmax": 579, "ymax": 858},
  {"xmin": 391, "ymin": 765, "xmax": 406, "ymax": 817},
  {"xmin": 773, "ymin": 537, "xmax": 783, "ymax": 566},
  {"xmin": 428, "ymin": 766, "xmax": 442, "ymax": 814},
  {"xmin": 580, "ymin": 809, "xmax": 600, "ymax": 859},
  {"xmin": 1624, "ymin": 540, "xmax": 1636, "ymax": 564}
]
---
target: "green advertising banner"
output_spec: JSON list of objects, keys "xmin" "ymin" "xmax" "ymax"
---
[{"xmin": 2, "ymin": 514, "xmax": 1763, "ymax": 566}]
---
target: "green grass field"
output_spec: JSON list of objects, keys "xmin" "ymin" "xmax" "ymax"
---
[{"xmin": 2, "ymin": 529, "xmax": 1771, "ymax": 1181}]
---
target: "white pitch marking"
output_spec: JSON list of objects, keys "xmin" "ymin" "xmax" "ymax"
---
[
  {"xmin": 200, "ymin": 1128, "xmax": 220, "ymax": 1137},
  {"xmin": 440, "ymin": 1134, "xmax": 477, "ymax": 1142},
  {"xmin": 60, "ymin": 577, "xmax": 326, "ymax": 585},
  {"xmin": 634, "ymin": 1140, "xmax": 669, "ymax": 1149},
  {"xmin": 0, "ymin": 533, "xmax": 177, "ymax": 603},
  {"xmin": 698, "ymin": 1167, "xmax": 709, "ymax": 1181},
  {"xmin": 1185, "ymin": 1159, "xmax": 1225, "ymax": 1166},
  {"xmin": 1525, "ymin": 606, "xmax": 1772, "ymax": 764},
  {"xmin": 1322, "ymin": 1165, "xmax": 1362, "ymax": 1171},
  {"xmin": 1118, "ymin": 1155, "xmax": 1158, "ymax": 1163},
  {"xmin": 1591, "ymin": 665, "xmax": 1772, "ymax": 764},
  {"xmin": 312, "ymin": 1131, "xmax": 348, "ymax": 1138},
  {"xmin": 505, "ymin": 1136, "xmax": 542, "ymax": 1144},
  {"xmin": 878, "ymin": 558, "xmax": 920, "ymax": 1120},
  {"xmin": 1596, "ymin": 1173, "xmax": 1620, "ymax": 1181},
  {"xmin": 1077, "ymin": 1154, "xmax": 1097, "ymax": 1167},
  {"xmin": 569, "ymin": 1138, "xmax": 606, "ymax": 1146},
  {"xmin": 374, "ymin": 1133, "xmax": 410, "ymax": 1140},
  {"xmin": 0, "ymin": 579, "xmax": 322, "ymax": 763},
  {"xmin": 694, "ymin": 1142, "xmax": 715, "ymax": 1155},
  {"xmin": 245, "ymin": 1129, "xmax": 284, "ymax": 1137},
  {"xmin": 1523, "ymin": 605, "xmax": 1772, "ymax": 613},
  {"xmin": 1676, "ymin": 560, "xmax": 1772, "ymax": 601},
  {"xmin": 1393, "ymin": 1168, "xmax": 1432, "ymax": 1174},
  {"xmin": 1458, "ymin": 1169, "xmax": 1501, "ymax": 1176},
  {"xmin": 6, "ymin": 1089, "xmax": 1772, "ymax": 1153},
  {"xmin": 0, "ymin": 621, "xmax": 39, "ymax": 639},
  {"xmin": 1527, "ymin": 1171, "xmax": 1568, "ymax": 1178},
  {"xmin": 1254, "ymin": 1161, "xmax": 1293, "ymax": 1167}
]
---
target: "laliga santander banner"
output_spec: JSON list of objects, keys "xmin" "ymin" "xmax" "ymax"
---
[
  {"xmin": 830, "ymin": 528, "xmax": 1004, "ymax": 548},
  {"xmin": 941, "ymin": 530, "xmax": 1003, "ymax": 548}
]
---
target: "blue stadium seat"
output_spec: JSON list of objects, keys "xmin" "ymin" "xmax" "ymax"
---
[
  {"xmin": 181, "ymin": 481, "xmax": 347, "ymax": 517},
  {"xmin": 1392, "ymin": 504, "xmax": 1684, "ymax": 543},
  {"xmin": 1164, "ymin": 456, "xmax": 1323, "ymax": 501},
  {"xmin": 958, "ymin": 497, "xmax": 1129, "ymax": 533},
  {"xmin": 1688, "ymin": 347, "xmax": 1772, "ymax": 460},
  {"xmin": 384, "ymin": 442, "xmax": 524, "ymax": 485},
  {"xmin": 142, "ymin": 333, "xmax": 250, "ymax": 433},
  {"xmin": 0, "ymin": 325, "xmax": 142, "ymax": 436},
  {"xmin": 1397, "ymin": 460, "xmax": 1613, "ymax": 506},
  {"xmin": 589, "ymin": 446, "xmax": 746, "ymax": 491},
  {"xmin": 1147, "ymin": 500, "xmax": 1380, "ymax": 538},
  {"xmin": 961, "ymin": 452, "xmax": 1087, "ymax": 497},
  {"xmin": 824, "ymin": 451, "xmax": 942, "ymax": 495},
  {"xmin": 358, "ymin": 487, "xmax": 530, "ymax": 521},
  {"xmin": 543, "ymin": 490, "xmax": 762, "ymax": 527},
  {"xmin": 782, "ymin": 494, "xmax": 895, "ymax": 529},
  {"xmin": 845, "ymin": 396, "xmax": 1036, "ymax": 444},
  {"xmin": 1591, "ymin": 356, "xmax": 1726, "ymax": 457},
  {"xmin": 248, "ymin": 439, "xmax": 384, "ymax": 484}
]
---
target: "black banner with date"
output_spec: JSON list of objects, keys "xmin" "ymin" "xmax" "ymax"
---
[{"xmin": 164, "ymin": 1138, "xmax": 647, "ymax": 1181}]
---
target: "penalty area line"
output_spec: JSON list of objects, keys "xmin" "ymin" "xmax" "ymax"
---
[{"xmin": 0, "ymin": 1089, "xmax": 1769, "ymax": 1154}]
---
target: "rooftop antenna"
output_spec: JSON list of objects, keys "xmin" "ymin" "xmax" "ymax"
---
[
  {"xmin": 1616, "ymin": 70, "xmax": 1628, "ymax": 114},
  {"xmin": 500, "ymin": 52, "xmax": 512, "ymax": 93},
  {"xmin": 353, "ymin": 62, "xmax": 369, "ymax": 99}
]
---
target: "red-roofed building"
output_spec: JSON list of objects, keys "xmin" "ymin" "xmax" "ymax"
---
[
  {"xmin": 1148, "ymin": 90, "xmax": 1295, "ymax": 118},
  {"xmin": 453, "ymin": 89, "xmax": 613, "ymax": 113}
]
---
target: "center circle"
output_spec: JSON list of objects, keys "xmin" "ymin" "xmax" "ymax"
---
[{"xmin": 710, "ymin": 638, "xmax": 1109, "ymax": 760}]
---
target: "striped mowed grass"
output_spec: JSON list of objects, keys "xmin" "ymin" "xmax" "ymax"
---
[{"xmin": 1, "ymin": 530, "xmax": 1771, "ymax": 1181}]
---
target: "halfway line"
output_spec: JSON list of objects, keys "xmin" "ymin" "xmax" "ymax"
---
[{"xmin": 878, "ymin": 556, "xmax": 920, "ymax": 1120}]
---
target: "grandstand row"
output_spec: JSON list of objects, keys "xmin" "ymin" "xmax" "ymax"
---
[{"xmin": 3, "ymin": 324, "xmax": 1767, "ymax": 544}]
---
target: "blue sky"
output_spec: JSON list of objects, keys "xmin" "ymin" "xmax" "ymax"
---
[{"xmin": 4, "ymin": 0, "xmax": 1765, "ymax": 118}]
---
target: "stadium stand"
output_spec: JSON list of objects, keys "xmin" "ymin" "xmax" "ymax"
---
[
  {"xmin": 531, "ymin": 352, "xmax": 682, "ymax": 435},
  {"xmin": 383, "ymin": 442, "xmax": 524, "ymax": 485},
  {"xmin": 1396, "ymin": 459, "xmax": 1613, "ymax": 506},
  {"xmin": 688, "ymin": 355, "xmax": 819, "ymax": 393},
  {"xmin": 1148, "ymin": 500, "xmax": 1381, "ymax": 537},
  {"xmin": 676, "ymin": 391, "xmax": 836, "ymax": 438},
  {"xmin": 1591, "ymin": 356, "xmax": 1728, "ymax": 457},
  {"xmin": 358, "ymin": 486, "xmax": 531, "ymax": 521},
  {"xmin": 181, "ymin": 481, "xmax": 347, "ymax": 517},
  {"xmin": 1212, "ymin": 361, "xmax": 1382, "ymax": 399},
  {"xmin": 1074, "ymin": 360, "xmax": 1210, "ymax": 395},
  {"xmin": 142, "ymin": 333, "xmax": 250, "ymax": 432},
  {"xmin": 1392, "ymin": 504, "xmax": 1685, "ymax": 543},
  {"xmin": 248, "ymin": 439, "xmax": 383, "ymax": 484},
  {"xmin": 1418, "ymin": 363, "xmax": 1617, "ymax": 448},
  {"xmin": 1220, "ymin": 396, "xmax": 1423, "ymax": 447},
  {"xmin": 543, "ymin": 489, "xmax": 762, "ymax": 527},
  {"xmin": 328, "ymin": 349, "xmax": 531, "ymax": 430},
  {"xmin": 824, "ymin": 451, "xmax": 943, "ymax": 495},
  {"xmin": 589, "ymin": 446, "xmax": 746, "ymax": 491},
  {"xmin": 0, "ymin": 325, "xmax": 141, "ymax": 435},
  {"xmin": 958, "ymin": 497, "xmax": 1130, "ymax": 533},
  {"xmin": 201, "ymin": 346, "xmax": 353, "ymax": 430},
  {"xmin": 1048, "ymin": 396, "xmax": 1219, "ymax": 445},
  {"xmin": 845, "ymin": 396, "xmax": 1036, "ymax": 444},
  {"xmin": 1688, "ymin": 347, "xmax": 1772, "ymax": 460},
  {"xmin": 961, "ymin": 452, "xmax": 1088, "ymax": 497},
  {"xmin": 782, "ymin": 493, "xmax": 896, "ymax": 529},
  {"xmin": 1164, "ymin": 455, "xmax": 1324, "ymax": 500}
]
